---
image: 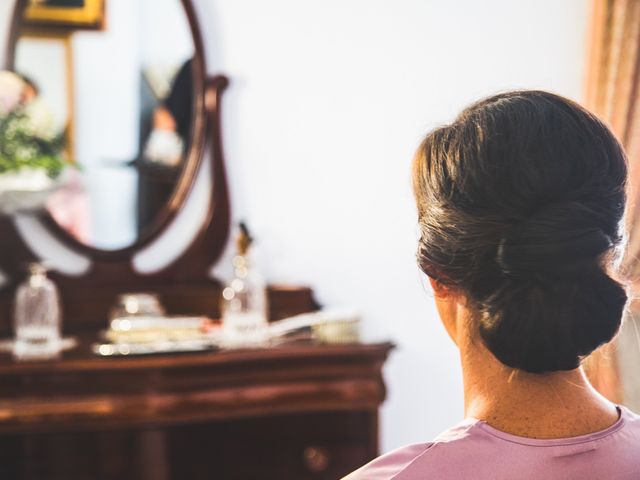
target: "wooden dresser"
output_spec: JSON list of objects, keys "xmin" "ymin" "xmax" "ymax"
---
[{"xmin": 0, "ymin": 338, "xmax": 393, "ymax": 480}]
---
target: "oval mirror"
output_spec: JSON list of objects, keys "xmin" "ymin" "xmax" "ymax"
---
[{"xmin": 10, "ymin": 0, "xmax": 205, "ymax": 251}]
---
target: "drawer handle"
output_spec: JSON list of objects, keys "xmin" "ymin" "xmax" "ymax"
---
[
  {"xmin": 0, "ymin": 400, "xmax": 113, "ymax": 423},
  {"xmin": 303, "ymin": 446, "xmax": 330, "ymax": 473}
]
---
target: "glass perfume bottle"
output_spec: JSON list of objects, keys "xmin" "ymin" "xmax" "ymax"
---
[
  {"xmin": 221, "ymin": 223, "xmax": 268, "ymax": 347},
  {"xmin": 13, "ymin": 263, "xmax": 62, "ymax": 359}
]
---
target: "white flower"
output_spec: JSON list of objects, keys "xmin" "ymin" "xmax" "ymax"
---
[
  {"xmin": 23, "ymin": 98, "xmax": 59, "ymax": 140},
  {"xmin": 15, "ymin": 145, "xmax": 38, "ymax": 161},
  {"xmin": 0, "ymin": 71, "xmax": 25, "ymax": 117}
]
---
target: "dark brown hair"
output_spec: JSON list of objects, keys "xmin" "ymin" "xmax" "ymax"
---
[{"xmin": 413, "ymin": 90, "xmax": 628, "ymax": 374}]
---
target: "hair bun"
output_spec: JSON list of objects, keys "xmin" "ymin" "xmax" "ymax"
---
[
  {"xmin": 484, "ymin": 202, "xmax": 624, "ymax": 372},
  {"xmin": 478, "ymin": 269, "xmax": 626, "ymax": 373},
  {"xmin": 496, "ymin": 202, "xmax": 614, "ymax": 278}
]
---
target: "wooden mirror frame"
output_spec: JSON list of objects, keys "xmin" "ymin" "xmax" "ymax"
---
[
  {"xmin": 0, "ymin": 0, "xmax": 231, "ymax": 335},
  {"xmin": 8, "ymin": 0, "xmax": 207, "ymax": 258}
]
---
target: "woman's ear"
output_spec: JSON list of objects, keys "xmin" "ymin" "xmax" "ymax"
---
[
  {"xmin": 429, "ymin": 276, "xmax": 452, "ymax": 298},
  {"xmin": 428, "ymin": 276, "xmax": 461, "ymax": 345}
]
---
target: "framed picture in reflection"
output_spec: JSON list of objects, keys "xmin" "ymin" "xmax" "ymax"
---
[{"xmin": 24, "ymin": 0, "xmax": 105, "ymax": 30}]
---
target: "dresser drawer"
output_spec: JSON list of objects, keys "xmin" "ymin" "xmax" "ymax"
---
[{"xmin": 167, "ymin": 411, "xmax": 378, "ymax": 480}]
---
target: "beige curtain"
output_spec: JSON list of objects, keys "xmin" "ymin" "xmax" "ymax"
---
[{"xmin": 584, "ymin": 0, "xmax": 640, "ymax": 403}]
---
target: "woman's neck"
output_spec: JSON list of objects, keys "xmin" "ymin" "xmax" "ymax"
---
[{"xmin": 459, "ymin": 337, "xmax": 620, "ymax": 439}]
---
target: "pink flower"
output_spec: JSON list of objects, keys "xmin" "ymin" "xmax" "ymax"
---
[{"xmin": 0, "ymin": 71, "xmax": 26, "ymax": 117}]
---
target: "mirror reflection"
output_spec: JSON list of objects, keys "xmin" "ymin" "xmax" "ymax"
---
[{"xmin": 15, "ymin": 0, "xmax": 196, "ymax": 250}]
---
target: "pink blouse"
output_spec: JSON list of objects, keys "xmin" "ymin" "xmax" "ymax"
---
[{"xmin": 345, "ymin": 406, "xmax": 640, "ymax": 479}]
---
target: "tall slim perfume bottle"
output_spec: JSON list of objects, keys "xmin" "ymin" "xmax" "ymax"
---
[
  {"xmin": 220, "ymin": 223, "xmax": 268, "ymax": 347},
  {"xmin": 13, "ymin": 263, "xmax": 62, "ymax": 359}
]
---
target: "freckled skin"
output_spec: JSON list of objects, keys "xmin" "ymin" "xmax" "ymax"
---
[{"xmin": 430, "ymin": 277, "xmax": 619, "ymax": 439}]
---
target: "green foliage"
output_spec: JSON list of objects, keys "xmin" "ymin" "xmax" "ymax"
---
[{"xmin": 0, "ymin": 108, "xmax": 68, "ymax": 178}]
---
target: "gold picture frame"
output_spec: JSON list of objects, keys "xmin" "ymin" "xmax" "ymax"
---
[{"xmin": 24, "ymin": 0, "xmax": 105, "ymax": 30}]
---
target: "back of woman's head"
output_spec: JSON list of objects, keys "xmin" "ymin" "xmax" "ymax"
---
[{"xmin": 413, "ymin": 90, "xmax": 628, "ymax": 374}]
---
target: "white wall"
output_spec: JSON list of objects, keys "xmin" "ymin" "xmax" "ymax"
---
[
  {"xmin": 0, "ymin": 0, "xmax": 590, "ymax": 452},
  {"xmin": 138, "ymin": 0, "xmax": 194, "ymax": 69},
  {"xmin": 15, "ymin": 37, "xmax": 69, "ymax": 130},
  {"xmin": 72, "ymin": 0, "xmax": 140, "ymax": 248}
]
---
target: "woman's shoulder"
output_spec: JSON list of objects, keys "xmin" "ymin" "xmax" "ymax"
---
[
  {"xmin": 343, "ymin": 418, "xmax": 480, "ymax": 480},
  {"xmin": 342, "ymin": 442, "xmax": 435, "ymax": 480},
  {"xmin": 344, "ymin": 406, "xmax": 640, "ymax": 480}
]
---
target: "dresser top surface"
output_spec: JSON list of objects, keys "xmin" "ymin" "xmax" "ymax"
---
[{"xmin": 0, "ymin": 336, "xmax": 394, "ymax": 375}]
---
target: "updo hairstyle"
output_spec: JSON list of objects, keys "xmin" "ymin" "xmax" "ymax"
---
[{"xmin": 413, "ymin": 90, "xmax": 628, "ymax": 373}]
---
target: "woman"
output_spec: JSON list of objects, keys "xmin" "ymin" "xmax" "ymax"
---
[{"xmin": 347, "ymin": 91, "xmax": 640, "ymax": 479}]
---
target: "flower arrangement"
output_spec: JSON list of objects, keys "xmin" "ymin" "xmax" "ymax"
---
[{"xmin": 0, "ymin": 70, "xmax": 69, "ymax": 213}]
